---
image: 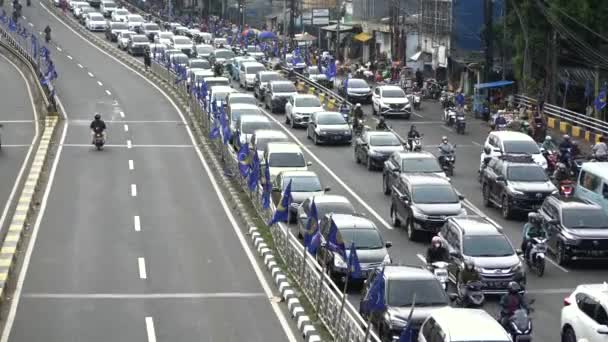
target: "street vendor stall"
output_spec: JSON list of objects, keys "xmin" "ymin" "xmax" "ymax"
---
[{"xmin": 473, "ymin": 80, "xmax": 514, "ymax": 118}]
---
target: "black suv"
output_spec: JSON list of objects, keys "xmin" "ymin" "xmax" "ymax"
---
[
  {"xmin": 481, "ymin": 155, "xmax": 556, "ymax": 219},
  {"xmin": 359, "ymin": 265, "xmax": 449, "ymax": 341},
  {"xmin": 382, "ymin": 151, "xmax": 447, "ymax": 195},
  {"xmin": 439, "ymin": 215, "xmax": 525, "ymax": 294},
  {"xmin": 539, "ymin": 196, "xmax": 608, "ymax": 265},
  {"xmin": 389, "ymin": 174, "xmax": 466, "ymax": 241}
]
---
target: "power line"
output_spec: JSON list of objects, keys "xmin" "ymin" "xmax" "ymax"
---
[{"xmin": 545, "ymin": 2, "xmax": 608, "ymax": 44}]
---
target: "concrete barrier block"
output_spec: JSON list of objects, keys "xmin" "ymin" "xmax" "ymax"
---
[
  {"xmin": 547, "ymin": 117, "xmax": 556, "ymax": 129},
  {"xmin": 559, "ymin": 121, "xmax": 569, "ymax": 133},
  {"xmin": 571, "ymin": 125, "xmax": 581, "ymax": 138}
]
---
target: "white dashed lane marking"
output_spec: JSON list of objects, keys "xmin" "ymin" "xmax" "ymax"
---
[
  {"xmin": 124, "ymin": 124, "xmax": 129, "ymax": 132},
  {"xmin": 119, "ymin": 111, "xmax": 125, "ymax": 118},
  {"xmin": 126, "ymin": 140, "xmax": 132, "ymax": 148},
  {"xmin": 137, "ymin": 258, "xmax": 147, "ymax": 279},
  {"xmin": 105, "ymin": 90, "xmax": 111, "ymax": 96},
  {"xmin": 67, "ymin": 55, "xmax": 73, "ymax": 60},
  {"xmin": 130, "ymin": 184, "xmax": 137, "ymax": 197},
  {"xmin": 88, "ymin": 72, "xmax": 94, "ymax": 78},
  {"xmin": 56, "ymin": 47, "xmax": 62, "ymax": 52},
  {"xmin": 28, "ymin": 22, "xmax": 33, "ymax": 27},
  {"xmin": 128, "ymin": 160, "xmax": 134, "ymax": 170},
  {"xmin": 145, "ymin": 317, "xmax": 157, "ymax": 342},
  {"xmin": 77, "ymin": 63, "xmax": 83, "ymax": 68},
  {"xmin": 97, "ymin": 81, "xmax": 103, "ymax": 86},
  {"xmin": 133, "ymin": 215, "xmax": 141, "ymax": 231}
]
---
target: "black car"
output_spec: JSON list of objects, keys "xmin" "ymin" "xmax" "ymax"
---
[
  {"xmin": 105, "ymin": 21, "xmax": 128, "ymax": 42},
  {"xmin": 389, "ymin": 174, "xmax": 466, "ymax": 241},
  {"xmin": 539, "ymin": 196, "xmax": 608, "ymax": 265},
  {"xmin": 359, "ymin": 265, "xmax": 450, "ymax": 341},
  {"xmin": 481, "ymin": 155, "xmax": 557, "ymax": 219},
  {"xmin": 307, "ymin": 112, "xmax": 352, "ymax": 145},
  {"xmin": 339, "ymin": 78, "xmax": 372, "ymax": 103},
  {"xmin": 264, "ymin": 81, "xmax": 298, "ymax": 113},
  {"xmin": 382, "ymin": 151, "xmax": 446, "ymax": 195},
  {"xmin": 127, "ymin": 35, "xmax": 150, "ymax": 56},
  {"xmin": 354, "ymin": 131, "xmax": 405, "ymax": 170}
]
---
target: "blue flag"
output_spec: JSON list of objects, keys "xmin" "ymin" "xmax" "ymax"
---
[
  {"xmin": 9, "ymin": 18, "xmax": 17, "ymax": 32},
  {"xmin": 398, "ymin": 324, "xmax": 414, "ymax": 342},
  {"xmin": 268, "ymin": 179, "xmax": 292, "ymax": 226},
  {"xmin": 343, "ymin": 75, "xmax": 349, "ymax": 95},
  {"xmin": 595, "ymin": 86, "xmax": 607, "ymax": 112},
  {"xmin": 238, "ymin": 142, "xmax": 251, "ymax": 177},
  {"xmin": 209, "ymin": 120, "xmax": 220, "ymax": 139},
  {"xmin": 262, "ymin": 158, "xmax": 271, "ymax": 209},
  {"xmin": 31, "ymin": 34, "xmax": 38, "ymax": 59},
  {"xmin": 360, "ymin": 268, "xmax": 386, "ymax": 315},
  {"xmin": 455, "ymin": 93, "xmax": 465, "ymax": 106},
  {"xmin": 220, "ymin": 107, "xmax": 231, "ymax": 145},
  {"xmin": 347, "ymin": 242, "xmax": 363, "ymax": 279},
  {"xmin": 308, "ymin": 227, "xmax": 322, "ymax": 255},
  {"xmin": 325, "ymin": 59, "xmax": 336, "ymax": 80},
  {"xmin": 248, "ymin": 151, "xmax": 260, "ymax": 191},
  {"xmin": 327, "ymin": 219, "xmax": 346, "ymax": 259},
  {"xmin": 303, "ymin": 200, "xmax": 319, "ymax": 247}
]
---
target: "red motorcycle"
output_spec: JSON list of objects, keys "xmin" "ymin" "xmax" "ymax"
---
[
  {"xmin": 559, "ymin": 180, "xmax": 575, "ymax": 198},
  {"xmin": 542, "ymin": 148, "xmax": 559, "ymax": 173}
]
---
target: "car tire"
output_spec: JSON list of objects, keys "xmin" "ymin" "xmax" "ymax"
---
[
  {"xmin": 313, "ymin": 133, "xmax": 319, "ymax": 145},
  {"xmin": 382, "ymin": 175, "xmax": 390, "ymax": 195},
  {"xmin": 556, "ymin": 242, "xmax": 570, "ymax": 266},
  {"xmin": 482, "ymin": 184, "xmax": 492, "ymax": 207},
  {"xmin": 501, "ymin": 195, "xmax": 512, "ymax": 219},
  {"xmin": 372, "ymin": 105, "xmax": 377, "ymax": 116},
  {"xmin": 290, "ymin": 118, "xmax": 295, "ymax": 129},
  {"xmin": 354, "ymin": 148, "xmax": 360, "ymax": 163},
  {"xmin": 367, "ymin": 157, "xmax": 373, "ymax": 171},
  {"xmin": 285, "ymin": 114, "xmax": 290, "ymax": 124},
  {"xmin": 406, "ymin": 217, "xmax": 418, "ymax": 241},
  {"xmin": 390, "ymin": 205, "xmax": 401, "ymax": 228},
  {"xmin": 561, "ymin": 327, "xmax": 576, "ymax": 342}
]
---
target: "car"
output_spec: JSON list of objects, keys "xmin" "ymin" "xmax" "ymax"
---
[
  {"xmin": 317, "ymin": 214, "xmax": 391, "ymax": 280},
  {"xmin": 154, "ymin": 31, "xmax": 174, "ymax": 46},
  {"xmin": 147, "ymin": 43, "xmax": 166, "ymax": 60},
  {"xmin": 209, "ymin": 49, "xmax": 236, "ymax": 66},
  {"xmin": 110, "ymin": 8, "xmax": 129, "ymax": 22},
  {"xmin": 390, "ymin": 174, "xmax": 466, "ymax": 240},
  {"xmin": 227, "ymin": 103, "xmax": 263, "ymax": 132},
  {"xmin": 481, "ymin": 131, "xmax": 547, "ymax": 170},
  {"xmin": 168, "ymin": 52, "xmax": 188, "ymax": 68},
  {"xmin": 85, "ymin": 12, "xmax": 107, "ymax": 31},
  {"xmin": 575, "ymin": 162, "xmax": 608, "ymax": 215},
  {"xmin": 238, "ymin": 61, "xmax": 266, "ymax": 89},
  {"xmin": 303, "ymin": 66, "xmax": 331, "ymax": 88},
  {"xmin": 371, "ymin": 85, "xmax": 411, "ymax": 118},
  {"xmin": 561, "ymin": 283, "xmax": 608, "ymax": 342},
  {"xmin": 170, "ymin": 35, "xmax": 193, "ymax": 57},
  {"xmin": 296, "ymin": 195, "xmax": 356, "ymax": 237},
  {"xmin": 99, "ymin": 0, "xmax": 116, "ymax": 17},
  {"xmin": 382, "ymin": 151, "xmax": 447, "ymax": 195},
  {"xmin": 141, "ymin": 23, "xmax": 160, "ymax": 42},
  {"xmin": 208, "ymin": 85, "xmax": 236, "ymax": 109},
  {"xmin": 69, "ymin": 0, "xmax": 88, "ymax": 11},
  {"xmin": 285, "ymin": 94, "xmax": 324, "ymax": 128},
  {"xmin": 213, "ymin": 37, "xmax": 227, "ymax": 48},
  {"xmin": 244, "ymin": 45, "xmax": 264, "ymax": 60},
  {"xmin": 283, "ymin": 53, "xmax": 307, "ymax": 71},
  {"xmin": 306, "ymin": 111, "xmax": 351, "ymax": 145},
  {"xmin": 105, "ymin": 21, "xmax": 128, "ymax": 41},
  {"xmin": 439, "ymin": 215, "xmax": 525, "ymax": 294},
  {"xmin": 87, "ymin": 0, "xmax": 101, "ymax": 8},
  {"xmin": 116, "ymin": 31, "xmax": 136, "ymax": 50},
  {"xmin": 250, "ymin": 129, "xmax": 289, "ymax": 160},
  {"xmin": 201, "ymin": 77, "xmax": 230, "ymax": 90},
  {"xmin": 187, "ymin": 69, "xmax": 214, "ymax": 90},
  {"xmin": 235, "ymin": 115, "xmax": 272, "ymax": 148},
  {"xmin": 72, "ymin": 3, "xmax": 91, "ymax": 18},
  {"xmin": 226, "ymin": 93, "xmax": 256, "ymax": 115},
  {"xmin": 419, "ymin": 308, "xmax": 512, "ymax": 342},
  {"xmin": 254, "ymin": 71, "xmax": 282, "ymax": 99},
  {"xmin": 197, "ymin": 32, "xmax": 213, "ymax": 44},
  {"xmin": 360, "ymin": 265, "xmax": 450, "ymax": 340},
  {"xmin": 172, "ymin": 25, "xmax": 189, "ymax": 36},
  {"xmin": 340, "ymin": 78, "xmax": 372, "ymax": 103},
  {"xmin": 185, "ymin": 28, "xmax": 201, "ymax": 39},
  {"xmin": 539, "ymin": 196, "xmax": 608, "ymax": 265},
  {"xmin": 264, "ymin": 81, "xmax": 298, "ymax": 113},
  {"xmin": 264, "ymin": 142, "xmax": 311, "ymax": 182},
  {"xmin": 194, "ymin": 44, "xmax": 214, "ymax": 60},
  {"xmin": 127, "ymin": 34, "xmax": 150, "ymax": 56},
  {"xmin": 77, "ymin": 6, "xmax": 96, "ymax": 22},
  {"xmin": 354, "ymin": 130, "xmax": 404, "ymax": 170},
  {"xmin": 125, "ymin": 14, "xmax": 144, "ymax": 32},
  {"xmin": 187, "ymin": 58, "xmax": 211, "ymax": 71},
  {"xmin": 481, "ymin": 155, "xmax": 557, "ymax": 219},
  {"xmin": 231, "ymin": 56, "xmax": 257, "ymax": 81},
  {"xmin": 273, "ymin": 171, "xmax": 328, "ymax": 222}
]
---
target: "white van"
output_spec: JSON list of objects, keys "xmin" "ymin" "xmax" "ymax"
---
[
  {"xmin": 264, "ymin": 142, "xmax": 311, "ymax": 182},
  {"xmin": 419, "ymin": 308, "xmax": 511, "ymax": 342},
  {"xmin": 575, "ymin": 162, "xmax": 608, "ymax": 214},
  {"xmin": 239, "ymin": 61, "xmax": 266, "ymax": 90}
]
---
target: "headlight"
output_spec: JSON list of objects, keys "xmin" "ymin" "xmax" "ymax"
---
[
  {"xmin": 510, "ymin": 262, "xmax": 523, "ymax": 273},
  {"xmin": 411, "ymin": 207, "xmax": 428, "ymax": 220},
  {"xmin": 509, "ymin": 187, "xmax": 524, "ymax": 195},
  {"xmin": 334, "ymin": 256, "xmax": 347, "ymax": 269},
  {"xmin": 368, "ymin": 149, "xmax": 380, "ymax": 156},
  {"xmin": 388, "ymin": 315, "xmax": 408, "ymax": 330},
  {"xmin": 343, "ymin": 130, "xmax": 350, "ymax": 135},
  {"xmin": 293, "ymin": 112, "xmax": 303, "ymax": 118},
  {"xmin": 383, "ymin": 254, "xmax": 391, "ymax": 265}
]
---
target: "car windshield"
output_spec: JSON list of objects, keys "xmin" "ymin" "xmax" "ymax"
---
[
  {"xmin": 316, "ymin": 202, "xmax": 355, "ymax": 217},
  {"xmin": 112, "ymin": 23, "xmax": 128, "ymax": 29},
  {"xmin": 242, "ymin": 121, "xmax": 271, "ymax": 134},
  {"xmin": 196, "ymin": 46, "xmax": 213, "ymax": 54},
  {"xmin": 261, "ymin": 73, "xmax": 281, "ymax": 82},
  {"xmin": 369, "ymin": 134, "xmax": 401, "ymax": 146},
  {"xmin": 562, "ymin": 208, "xmax": 608, "ymax": 228},
  {"xmin": 340, "ymin": 229, "xmax": 384, "ymax": 249},
  {"xmin": 296, "ymin": 97, "xmax": 321, "ymax": 107},
  {"xmin": 215, "ymin": 50, "xmax": 235, "ymax": 59},
  {"xmin": 503, "ymin": 140, "xmax": 540, "ymax": 154},
  {"xmin": 268, "ymin": 152, "xmax": 306, "ymax": 167},
  {"xmin": 172, "ymin": 55, "xmax": 188, "ymax": 64},
  {"xmin": 246, "ymin": 65, "xmax": 265, "ymax": 75},
  {"xmin": 386, "ymin": 279, "xmax": 448, "ymax": 307},
  {"xmin": 205, "ymin": 80, "xmax": 229, "ymax": 87},
  {"xmin": 115, "ymin": 9, "xmax": 128, "ymax": 14},
  {"xmin": 507, "ymin": 166, "xmax": 547, "ymax": 182},
  {"xmin": 412, "ymin": 185, "xmax": 459, "ymax": 204},
  {"xmin": 159, "ymin": 33, "xmax": 173, "ymax": 39},
  {"xmin": 255, "ymin": 137, "xmax": 288, "ymax": 151},
  {"xmin": 144, "ymin": 24, "xmax": 159, "ymax": 30},
  {"xmin": 317, "ymin": 114, "xmax": 346, "ymax": 125},
  {"xmin": 402, "ymin": 158, "xmax": 442, "ymax": 173},
  {"xmin": 464, "ymin": 235, "xmax": 514, "ymax": 257},
  {"xmin": 174, "ymin": 37, "xmax": 191, "ymax": 45},
  {"xmin": 231, "ymin": 108, "xmax": 260, "ymax": 122},
  {"xmin": 128, "ymin": 16, "xmax": 143, "ymax": 22},
  {"xmin": 132, "ymin": 36, "xmax": 148, "ymax": 43},
  {"xmin": 190, "ymin": 60, "xmax": 210, "ymax": 69},
  {"xmin": 283, "ymin": 176, "xmax": 322, "ymax": 192},
  {"xmin": 383, "ymin": 89, "xmax": 405, "ymax": 98},
  {"xmin": 273, "ymin": 83, "xmax": 297, "ymax": 93},
  {"xmin": 348, "ymin": 79, "xmax": 368, "ymax": 89},
  {"xmin": 230, "ymin": 97, "xmax": 256, "ymax": 106}
]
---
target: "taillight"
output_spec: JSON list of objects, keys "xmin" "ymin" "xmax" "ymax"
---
[{"xmin": 564, "ymin": 297, "xmax": 572, "ymax": 306}]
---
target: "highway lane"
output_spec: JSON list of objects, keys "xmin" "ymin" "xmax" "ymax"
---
[
  {"xmin": 0, "ymin": 53, "xmax": 37, "ymax": 235},
  {"xmin": 1, "ymin": 4, "xmax": 297, "ymax": 342}
]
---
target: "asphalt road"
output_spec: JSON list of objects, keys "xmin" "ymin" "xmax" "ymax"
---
[
  {"xmin": 0, "ymin": 4, "xmax": 297, "ymax": 342},
  {"xmin": 0, "ymin": 52, "xmax": 37, "ymax": 235},
  {"xmin": 61, "ymin": 11, "xmax": 608, "ymax": 341}
]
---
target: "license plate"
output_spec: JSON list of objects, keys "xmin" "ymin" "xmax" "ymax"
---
[
  {"xmin": 590, "ymin": 251, "xmax": 604, "ymax": 256},
  {"xmin": 333, "ymin": 136, "xmax": 341, "ymax": 140}
]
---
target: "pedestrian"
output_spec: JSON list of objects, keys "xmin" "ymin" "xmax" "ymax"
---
[{"xmin": 143, "ymin": 47, "xmax": 151, "ymax": 71}]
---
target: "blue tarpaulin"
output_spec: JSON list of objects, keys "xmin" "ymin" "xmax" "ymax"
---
[{"xmin": 474, "ymin": 80, "xmax": 514, "ymax": 89}]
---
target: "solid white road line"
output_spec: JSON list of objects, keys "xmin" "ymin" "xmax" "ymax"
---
[
  {"xmin": 131, "ymin": 184, "xmax": 137, "ymax": 197},
  {"xmin": 97, "ymin": 81, "xmax": 103, "ymax": 86},
  {"xmin": 145, "ymin": 317, "xmax": 157, "ymax": 342},
  {"xmin": 39, "ymin": 6, "xmax": 297, "ymax": 339},
  {"xmin": 472, "ymin": 141, "xmax": 482, "ymax": 147},
  {"xmin": 23, "ymin": 292, "xmax": 268, "ymax": 299},
  {"xmin": 77, "ymin": 63, "xmax": 83, "ymax": 68},
  {"xmin": 133, "ymin": 215, "xmax": 141, "ymax": 232},
  {"xmin": 60, "ymin": 143, "xmax": 194, "ymax": 148},
  {"xmin": 126, "ymin": 140, "xmax": 132, "ymax": 148},
  {"xmin": 129, "ymin": 159, "xmax": 134, "ymax": 170},
  {"xmin": 69, "ymin": 120, "xmax": 183, "ymax": 124},
  {"xmin": 87, "ymin": 72, "xmax": 94, "ymax": 77},
  {"xmin": 138, "ymin": 257, "xmax": 147, "ymax": 279},
  {"xmin": 0, "ymin": 96, "xmax": 68, "ymax": 342},
  {"xmin": 105, "ymin": 90, "xmax": 112, "ymax": 96},
  {"xmin": 0, "ymin": 55, "xmax": 40, "ymax": 252},
  {"xmin": 124, "ymin": 124, "xmax": 129, "ymax": 132}
]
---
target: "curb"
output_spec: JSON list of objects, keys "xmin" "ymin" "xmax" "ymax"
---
[
  {"xmin": 49, "ymin": 5, "xmax": 322, "ymax": 340},
  {"xmin": 0, "ymin": 116, "xmax": 58, "ymax": 300}
]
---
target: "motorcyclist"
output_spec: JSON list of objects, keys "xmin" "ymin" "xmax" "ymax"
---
[
  {"xmin": 457, "ymin": 259, "xmax": 481, "ymax": 297},
  {"xmin": 559, "ymin": 134, "xmax": 574, "ymax": 166},
  {"xmin": 592, "ymin": 136, "xmax": 608, "ymax": 161},
  {"xmin": 213, "ymin": 62, "xmax": 223, "ymax": 77},
  {"xmin": 90, "ymin": 113, "xmax": 107, "ymax": 144},
  {"xmin": 494, "ymin": 112, "xmax": 507, "ymax": 129},
  {"xmin": 339, "ymin": 102, "xmax": 349, "ymax": 115},
  {"xmin": 553, "ymin": 162, "xmax": 570, "ymax": 183},
  {"xmin": 499, "ymin": 282, "xmax": 528, "ymax": 327},
  {"xmin": 426, "ymin": 236, "xmax": 449, "ymax": 264},
  {"xmin": 376, "ymin": 115, "xmax": 388, "ymax": 131},
  {"xmin": 437, "ymin": 136, "xmax": 455, "ymax": 165},
  {"xmin": 352, "ymin": 103, "xmax": 364, "ymax": 131},
  {"xmin": 44, "ymin": 25, "xmax": 51, "ymax": 43},
  {"xmin": 541, "ymin": 136, "xmax": 557, "ymax": 152},
  {"xmin": 407, "ymin": 125, "xmax": 421, "ymax": 151},
  {"xmin": 521, "ymin": 212, "xmax": 547, "ymax": 261}
]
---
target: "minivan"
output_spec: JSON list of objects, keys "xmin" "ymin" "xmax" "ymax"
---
[
  {"xmin": 419, "ymin": 308, "xmax": 511, "ymax": 342},
  {"xmin": 264, "ymin": 142, "xmax": 311, "ymax": 182},
  {"xmin": 575, "ymin": 162, "xmax": 608, "ymax": 214},
  {"xmin": 239, "ymin": 61, "xmax": 266, "ymax": 89}
]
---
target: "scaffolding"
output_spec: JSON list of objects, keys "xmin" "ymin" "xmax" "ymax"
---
[{"xmin": 419, "ymin": 0, "xmax": 452, "ymax": 44}]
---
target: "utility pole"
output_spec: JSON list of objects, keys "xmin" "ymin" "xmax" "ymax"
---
[
  {"xmin": 483, "ymin": 0, "xmax": 493, "ymax": 82},
  {"xmin": 550, "ymin": 29, "xmax": 558, "ymax": 104},
  {"xmin": 336, "ymin": 2, "xmax": 344, "ymax": 61},
  {"xmin": 501, "ymin": 0, "xmax": 507, "ymax": 80},
  {"xmin": 288, "ymin": 0, "xmax": 296, "ymax": 38}
]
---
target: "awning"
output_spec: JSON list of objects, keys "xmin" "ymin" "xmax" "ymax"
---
[
  {"xmin": 320, "ymin": 24, "xmax": 353, "ymax": 32},
  {"xmin": 353, "ymin": 32, "xmax": 372, "ymax": 42},
  {"xmin": 409, "ymin": 51, "xmax": 422, "ymax": 61},
  {"xmin": 474, "ymin": 80, "xmax": 515, "ymax": 90}
]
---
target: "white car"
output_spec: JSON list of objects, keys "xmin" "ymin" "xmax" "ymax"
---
[
  {"xmin": 238, "ymin": 61, "xmax": 265, "ymax": 89},
  {"xmin": 236, "ymin": 115, "xmax": 272, "ymax": 148},
  {"xmin": 126, "ymin": 14, "xmax": 144, "ymax": 32},
  {"xmin": 85, "ymin": 13, "xmax": 107, "ymax": 31},
  {"xmin": 285, "ymin": 94, "xmax": 324, "ymax": 128},
  {"xmin": 111, "ymin": 8, "xmax": 129, "ymax": 22},
  {"xmin": 154, "ymin": 31, "xmax": 174, "ymax": 46},
  {"xmin": 561, "ymin": 283, "xmax": 608, "ymax": 342},
  {"xmin": 117, "ymin": 30, "xmax": 136, "ymax": 50},
  {"xmin": 99, "ymin": 0, "xmax": 116, "ymax": 17},
  {"xmin": 69, "ymin": 1, "xmax": 87, "ymax": 11},
  {"xmin": 264, "ymin": 142, "xmax": 311, "ymax": 182},
  {"xmin": 481, "ymin": 131, "xmax": 547, "ymax": 170},
  {"xmin": 371, "ymin": 85, "xmax": 411, "ymax": 118},
  {"xmin": 170, "ymin": 36, "xmax": 193, "ymax": 57},
  {"xmin": 72, "ymin": 3, "xmax": 91, "ymax": 17}
]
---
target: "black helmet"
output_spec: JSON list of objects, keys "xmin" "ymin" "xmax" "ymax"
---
[
  {"xmin": 507, "ymin": 281, "xmax": 521, "ymax": 294},
  {"xmin": 94, "ymin": 113, "xmax": 101, "ymax": 120},
  {"xmin": 528, "ymin": 212, "xmax": 541, "ymax": 225},
  {"xmin": 464, "ymin": 258, "xmax": 475, "ymax": 271}
]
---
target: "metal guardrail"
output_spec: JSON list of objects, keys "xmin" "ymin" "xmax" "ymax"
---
[{"xmin": 515, "ymin": 94, "xmax": 608, "ymax": 136}]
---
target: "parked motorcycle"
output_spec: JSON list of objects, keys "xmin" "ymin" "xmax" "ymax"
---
[
  {"xmin": 429, "ymin": 261, "xmax": 449, "ymax": 290},
  {"xmin": 457, "ymin": 281, "xmax": 485, "ymax": 307},
  {"xmin": 455, "ymin": 113, "xmax": 466, "ymax": 134},
  {"xmin": 525, "ymin": 237, "xmax": 547, "ymax": 277},
  {"xmin": 444, "ymin": 107, "xmax": 457, "ymax": 127}
]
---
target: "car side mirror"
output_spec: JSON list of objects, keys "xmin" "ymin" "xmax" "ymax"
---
[
  {"xmin": 516, "ymin": 249, "xmax": 523, "ymax": 256},
  {"xmin": 496, "ymin": 176, "xmax": 506, "ymax": 182},
  {"xmin": 458, "ymin": 194, "xmax": 465, "ymax": 200},
  {"xmin": 597, "ymin": 326, "xmax": 608, "ymax": 335},
  {"xmin": 447, "ymin": 293, "xmax": 459, "ymax": 301},
  {"xmin": 324, "ymin": 187, "xmax": 331, "ymax": 192},
  {"xmin": 385, "ymin": 241, "xmax": 393, "ymax": 248},
  {"xmin": 483, "ymin": 146, "xmax": 491, "ymax": 155},
  {"xmin": 307, "ymin": 161, "xmax": 313, "ymax": 166}
]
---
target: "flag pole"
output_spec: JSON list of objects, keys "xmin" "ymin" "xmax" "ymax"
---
[
  {"xmin": 300, "ymin": 234, "xmax": 308, "ymax": 279},
  {"xmin": 334, "ymin": 264, "xmax": 350, "ymax": 340},
  {"xmin": 315, "ymin": 241, "xmax": 328, "ymax": 309}
]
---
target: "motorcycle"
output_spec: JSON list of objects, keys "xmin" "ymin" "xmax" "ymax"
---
[
  {"xmin": 429, "ymin": 261, "xmax": 449, "ymax": 290},
  {"xmin": 353, "ymin": 119, "xmax": 364, "ymax": 136},
  {"xmin": 407, "ymin": 136, "xmax": 423, "ymax": 152},
  {"xmin": 444, "ymin": 107, "xmax": 457, "ymax": 127},
  {"xmin": 339, "ymin": 106, "xmax": 350, "ymax": 123},
  {"xmin": 504, "ymin": 307, "xmax": 534, "ymax": 342},
  {"xmin": 93, "ymin": 132, "xmax": 105, "ymax": 150},
  {"xmin": 559, "ymin": 179, "xmax": 575, "ymax": 198},
  {"xmin": 455, "ymin": 114, "xmax": 466, "ymax": 134},
  {"xmin": 439, "ymin": 152, "xmax": 455, "ymax": 176},
  {"xmin": 526, "ymin": 237, "xmax": 547, "ymax": 277},
  {"xmin": 540, "ymin": 148, "xmax": 558, "ymax": 173},
  {"xmin": 412, "ymin": 92, "xmax": 421, "ymax": 110},
  {"xmin": 45, "ymin": 32, "xmax": 51, "ymax": 44},
  {"xmin": 457, "ymin": 281, "xmax": 485, "ymax": 307},
  {"xmin": 496, "ymin": 123, "xmax": 508, "ymax": 131}
]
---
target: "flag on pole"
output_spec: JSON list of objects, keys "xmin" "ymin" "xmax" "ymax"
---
[
  {"xmin": 268, "ymin": 179, "xmax": 292, "ymax": 226},
  {"xmin": 303, "ymin": 200, "xmax": 319, "ymax": 247},
  {"xmin": 237, "ymin": 142, "xmax": 251, "ymax": 177},
  {"xmin": 347, "ymin": 242, "xmax": 363, "ymax": 279},
  {"xmin": 247, "ymin": 151, "xmax": 260, "ymax": 191},
  {"xmin": 594, "ymin": 86, "xmax": 607, "ymax": 112},
  {"xmin": 360, "ymin": 268, "xmax": 386, "ymax": 315},
  {"xmin": 261, "ymin": 158, "xmax": 271, "ymax": 209}
]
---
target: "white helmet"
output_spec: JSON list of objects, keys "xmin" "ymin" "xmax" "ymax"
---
[
  {"xmin": 545, "ymin": 136, "xmax": 552, "ymax": 142},
  {"xmin": 356, "ymin": 103, "xmax": 362, "ymax": 108}
]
